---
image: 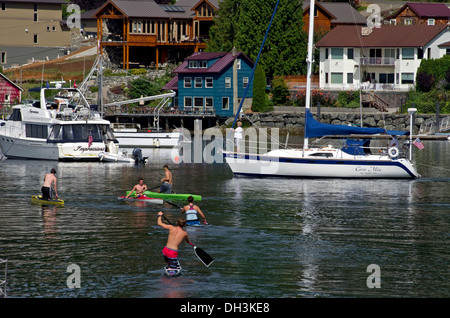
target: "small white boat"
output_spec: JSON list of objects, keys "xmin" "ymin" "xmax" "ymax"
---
[
  {"xmin": 111, "ymin": 123, "xmax": 182, "ymax": 148},
  {"xmin": 99, "ymin": 148, "xmax": 148, "ymax": 164}
]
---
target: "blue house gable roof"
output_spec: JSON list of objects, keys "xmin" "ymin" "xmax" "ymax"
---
[{"xmin": 167, "ymin": 50, "xmax": 254, "ymax": 118}]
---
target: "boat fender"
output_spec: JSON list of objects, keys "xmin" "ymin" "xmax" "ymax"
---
[{"xmin": 388, "ymin": 147, "xmax": 399, "ymax": 158}]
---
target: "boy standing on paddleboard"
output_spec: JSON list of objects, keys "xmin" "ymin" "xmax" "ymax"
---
[
  {"xmin": 157, "ymin": 211, "xmax": 190, "ymax": 270},
  {"xmin": 42, "ymin": 168, "xmax": 58, "ymax": 200},
  {"xmin": 159, "ymin": 165, "xmax": 173, "ymax": 194}
]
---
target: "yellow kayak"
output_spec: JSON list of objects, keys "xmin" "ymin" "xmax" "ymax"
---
[{"xmin": 31, "ymin": 195, "xmax": 64, "ymax": 205}]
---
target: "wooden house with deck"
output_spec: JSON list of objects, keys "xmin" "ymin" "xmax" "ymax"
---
[{"xmin": 95, "ymin": 0, "xmax": 218, "ymax": 70}]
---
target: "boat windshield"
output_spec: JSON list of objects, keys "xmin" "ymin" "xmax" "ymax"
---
[{"xmin": 47, "ymin": 124, "xmax": 117, "ymax": 143}]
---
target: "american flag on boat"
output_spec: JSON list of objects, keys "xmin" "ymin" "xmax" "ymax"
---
[
  {"xmin": 88, "ymin": 133, "xmax": 93, "ymax": 147},
  {"xmin": 413, "ymin": 138, "xmax": 424, "ymax": 150}
]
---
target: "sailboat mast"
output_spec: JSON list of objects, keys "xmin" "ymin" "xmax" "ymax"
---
[{"xmin": 304, "ymin": 0, "xmax": 315, "ymax": 151}]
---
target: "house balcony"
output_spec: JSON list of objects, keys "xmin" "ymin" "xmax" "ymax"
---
[
  {"xmin": 360, "ymin": 57, "xmax": 395, "ymax": 66},
  {"xmin": 100, "ymin": 34, "xmax": 208, "ymax": 48}
]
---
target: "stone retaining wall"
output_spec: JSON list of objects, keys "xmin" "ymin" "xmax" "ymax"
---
[{"xmin": 244, "ymin": 110, "xmax": 447, "ymax": 134}]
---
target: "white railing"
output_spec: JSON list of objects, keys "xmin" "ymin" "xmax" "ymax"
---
[{"xmin": 360, "ymin": 57, "xmax": 395, "ymax": 66}]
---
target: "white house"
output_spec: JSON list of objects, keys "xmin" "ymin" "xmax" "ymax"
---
[{"xmin": 315, "ymin": 25, "xmax": 450, "ymax": 91}]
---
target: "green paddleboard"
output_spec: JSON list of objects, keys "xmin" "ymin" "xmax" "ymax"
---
[
  {"xmin": 126, "ymin": 191, "xmax": 201, "ymax": 201},
  {"xmin": 31, "ymin": 195, "xmax": 64, "ymax": 205}
]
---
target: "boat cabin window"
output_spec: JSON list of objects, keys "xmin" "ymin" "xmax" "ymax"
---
[
  {"xmin": 9, "ymin": 109, "xmax": 22, "ymax": 121},
  {"xmin": 308, "ymin": 152, "xmax": 334, "ymax": 158},
  {"xmin": 26, "ymin": 124, "xmax": 48, "ymax": 139},
  {"xmin": 47, "ymin": 124, "xmax": 117, "ymax": 143}
]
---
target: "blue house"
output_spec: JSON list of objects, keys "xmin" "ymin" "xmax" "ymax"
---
[{"xmin": 163, "ymin": 50, "xmax": 254, "ymax": 118}]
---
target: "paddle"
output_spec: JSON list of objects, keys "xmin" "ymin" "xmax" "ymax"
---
[{"xmin": 161, "ymin": 215, "xmax": 214, "ymax": 267}]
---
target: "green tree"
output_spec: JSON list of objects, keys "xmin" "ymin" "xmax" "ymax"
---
[
  {"xmin": 208, "ymin": 0, "xmax": 307, "ymax": 77},
  {"xmin": 252, "ymin": 64, "xmax": 270, "ymax": 112},
  {"xmin": 206, "ymin": 0, "xmax": 241, "ymax": 52}
]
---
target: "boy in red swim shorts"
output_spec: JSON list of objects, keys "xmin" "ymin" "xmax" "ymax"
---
[{"xmin": 157, "ymin": 211, "xmax": 190, "ymax": 269}]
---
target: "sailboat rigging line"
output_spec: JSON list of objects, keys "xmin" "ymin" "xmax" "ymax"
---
[{"xmin": 228, "ymin": 0, "xmax": 281, "ymax": 138}]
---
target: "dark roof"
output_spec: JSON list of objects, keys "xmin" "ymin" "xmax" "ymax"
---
[
  {"xmin": 163, "ymin": 75, "xmax": 178, "ymax": 91},
  {"xmin": 173, "ymin": 51, "xmax": 254, "ymax": 74},
  {"xmin": 186, "ymin": 52, "xmax": 227, "ymax": 60},
  {"xmin": 303, "ymin": 1, "xmax": 367, "ymax": 25},
  {"xmin": 0, "ymin": 73, "xmax": 23, "ymax": 91},
  {"xmin": 438, "ymin": 41, "xmax": 450, "ymax": 48},
  {"xmin": 2, "ymin": 0, "xmax": 66, "ymax": 3},
  {"xmin": 315, "ymin": 25, "xmax": 448, "ymax": 48},
  {"xmin": 391, "ymin": 2, "xmax": 450, "ymax": 18},
  {"xmin": 191, "ymin": 0, "xmax": 219, "ymax": 11},
  {"xmin": 96, "ymin": 0, "xmax": 195, "ymax": 19}
]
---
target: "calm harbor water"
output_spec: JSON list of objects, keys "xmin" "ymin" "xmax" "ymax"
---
[{"xmin": 0, "ymin": 140, "xmax": 449, "ymax": 298}]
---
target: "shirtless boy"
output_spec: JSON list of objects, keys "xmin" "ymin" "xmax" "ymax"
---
[
  {"xmin": 159, "ymin": 165, "xmax": 173, "ymax": 194},
  {"xmin": 126, "ymin": 178, "xmax": 148, "ymax": 198},
  {"xmin": 157, "ymin": 211, "xmax": 190, "ymax": 269},
  {"xmin": 42, "ymin": 168, "xmax": 58, "ymax": 200}
]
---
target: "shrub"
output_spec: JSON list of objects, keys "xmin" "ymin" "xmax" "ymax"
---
[
  {"xmin": 293, "ymin": 89, "xmax": 335, "ymax": 107},
  {"xmin": 271, "ymin": 77, "xmax": 289, "ymax": 106},
  {"xmin": 335, "ymin": 90, "xmax": 360, "ymax": 108}
]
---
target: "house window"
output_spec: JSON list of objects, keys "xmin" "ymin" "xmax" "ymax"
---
[
  {"xmin": 347, "ymin": 48, "xmax": 354, "ymax": 60},
  {"xmin": 427, "ymin": 48, "xmax": 431, "ymax": 59},
  {"xmin": 184, "ymin": 77, "xmax": 192, "ymax": 88},
  {"xmin": 384, "ymin": 48, "xmax": 395, "ymax": 64},
  {"xmin": 195, "ymin": 77, "xmax": 202, "ymax": 88},
  {"xmin": 225, "ymin": 77, "xmax": 231, "ymax": 88},
  {"xmin": 404, "ymin": 18, "xmax": 412, "ymax": 25},
  {"xmin": 222, "ymin": 97, "xmax": 229, "ymax": 110},
  {"xmin": 200, "ymin": 60, "xmax": 207, "ymax": 68},
  {"xmin": 33, "ymin": 4, "xmax": 38, "ymax": 22},
  {"xmin": 417, "ymin": 48, "xmax": 424, "ymax": 60},
  {"xmin": 390, "ymin": 19, "xmax": 396, "ymax": 25},
  {"xmin": 347, "ymin": 73, "xmax": 353, "ymax": 84},
  {"xmin": 236, "ymin": 59, "xmax": 241, "ymax": 69},
  {"xmin": 189, "ymin": 60, "xmax": 198, "ymax": 68},
  {"xmin": 446, "ymin": 48, "xmax": 450, "ymax": 56},
  {"xmin": 330, "ymin": 73, "xmax": 343, "ymax": 84},
  {"xmin": 1, "ymin": 3, "xmax": 5, "ymax": 10},
  {"xmin": 205, "ymin": 77, "xmax": 213, "ymax": 88},
  {"xmin": 325, "ymin": 73, "xmax": 328, "ymax": 84},
  {"xmin": 401, "ymin": 73, "xmax": 414, "ymax": 84},
  {"xmin": 402, "ymin": 48, "xmax": 414, "ymax": 60},
  {"xmin": 205, "ymin": 97, "xmax": 213, "ymax": 109},
  {"xmin": 243, "ymin": 77, "xmax": 249, "ymax": 88},
  {"xmin": 194, "ymin": 97, "xmax": 204, "ymax": 109},
  {"xmin": 1, "ymin": 51, "xmax": 6, "ymax": 64},
  {"xmin": 325, "ymin": 48, "xmax": 328, "ymax": 60},
  {"xmin": 184, "ymin": 97, "xmax": 192, "ymax": 109},
  {"xmin": 331, "ymin": 48, "xmax": 343, "ymax": 59},
  {"xmin": 428, "ymin": 19, "xmax": 435, "ymax": 26},
  {"xmin": 379, "ymin": 73, "xmax": 395, "ymax": 84},
  {"xmin": 33, "ymin": 34, "xmax": 38, "ymax": 44}
]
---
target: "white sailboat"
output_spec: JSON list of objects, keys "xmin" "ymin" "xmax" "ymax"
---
[
  {"xmin": 222, "ymin": 0, "xmax": 420, "ymax": 179},
  {"xmin": 0, "ymin": 87, "xmax": 119, "ymax": 161}
]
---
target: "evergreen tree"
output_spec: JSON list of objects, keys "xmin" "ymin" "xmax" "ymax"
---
[
  {"xmin": 252, "ymin": 64, "xmax": 271, "ymax": 112},
  {"xmin": 234, "ymin": 0, "xmax": 307, "ymax": 77},
  {"xmin": 206, "ymin": 0, "xmax": 241, "ymax": 52}
]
